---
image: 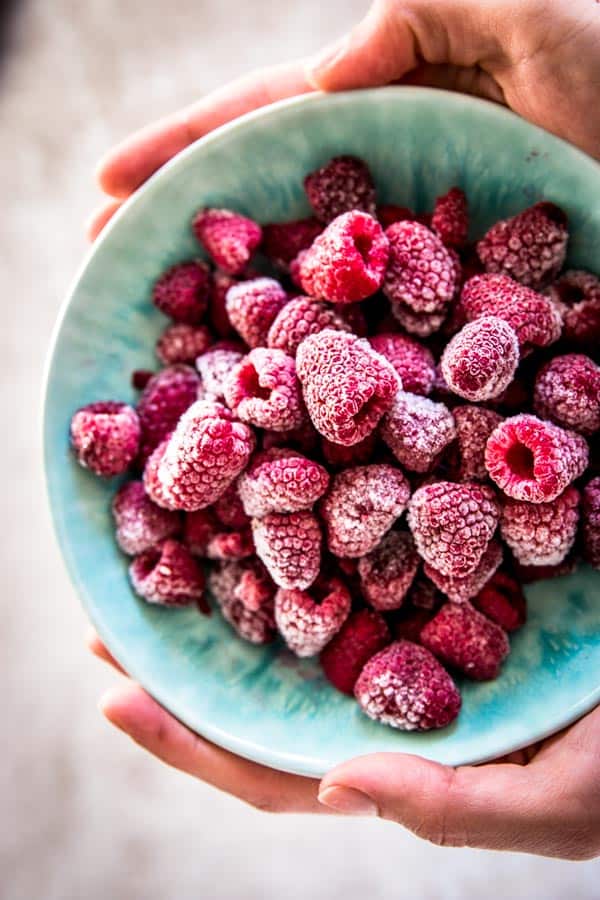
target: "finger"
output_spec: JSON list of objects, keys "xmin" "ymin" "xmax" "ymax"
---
[
  {"xmin": 100, "ymin": 682, "xmax": 327, "ymax": 814},
  {"xmin": 86, "ymin": 628, "xmax": 128, "ymax": 674},
  {"xmin": 85, "ymin": 199, "xmax": 123, "ymax": 242},
  {"xmin": 401, "ymin": 63, "xmax": 506, "ymax": 105},
  {"xmin": 97, "ymin": 61, "xmax": 313, "ymax": 199}
]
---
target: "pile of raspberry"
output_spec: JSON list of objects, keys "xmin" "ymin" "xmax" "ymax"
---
[{"xmin": 70, "ymin": 155, "xmax": 600, "ymax": 734}]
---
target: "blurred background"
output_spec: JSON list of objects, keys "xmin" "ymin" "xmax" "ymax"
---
[{"xmin": 1, "ymin": 1, "xmax": 598, "ymax": 897}]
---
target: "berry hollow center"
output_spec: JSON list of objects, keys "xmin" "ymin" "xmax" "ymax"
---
[
  {"xmin": 353, "ymin": 233, "xmax": 373, "ymax": 263},
  {"xmin": 505, "ymin": 441, "xmax": 536, "ymax": 480},
  {"xmin": 240, "ymin": 364, "xmax": 272, "ymax": 401}
]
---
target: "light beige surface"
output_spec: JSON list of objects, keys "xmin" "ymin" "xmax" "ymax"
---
[{"xmin": 1, "ymin": 1, "xmax": 598, "ymax": 897}]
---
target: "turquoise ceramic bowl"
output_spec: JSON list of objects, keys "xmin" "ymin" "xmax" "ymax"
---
[{"xmin": 44, "ymin": 88, "xmax": 600, "ymax": 776}]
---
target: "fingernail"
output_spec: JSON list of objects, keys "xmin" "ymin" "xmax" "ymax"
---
[
  {"xmin": 318, "ymin": 785, "xmax": 379, "ymax": 816},
  {"xmin": 306, "ymin": 35, "xmax": 349, "ymax": 84}
]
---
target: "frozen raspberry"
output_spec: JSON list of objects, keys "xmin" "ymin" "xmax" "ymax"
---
[
  {"xmin": 582, "ymin": 477, "xmax": 600, "ymax": 568},
  {"xmin": 192, "ymin": 208, "xmax": 262, "ymax": 275},
  {"xmin": 296, "ymin": 330, "xmax": 398, "ymax": 445},
  {"xmin": 157, "ymin": 400, "xmax": 255, "ymax": 511},
  {"xmin": 261, "ymin": 419, "xmax": 320, "ymax": 456},
  {"xmin": 420, "ymin": 602, "xmax": 509, "ymax": 681},
  {"xmin": 137, "ymin": 364, "xmax": 200, "ymax": 463},
  {"xmin": 142, "ymin": 437, "xmax": 174, "ymax": 508},
  {"xmin": 358, "ymin": 530, "xmax": 419, "ymax": 611},
  {"xmin": 213, "ymin": 481, "xmax": 250, "ymax": 530},
  {"xmin": 224, "ymin": 348, "xmax": 305, "ymax": 432},
  {"xmin": 355, "ymin": 641, "xmax": 461, "ymax": 731},
  {"xmin": 252, "ymin": 510, "xmax": 321, "ymax": 590},
  {"xmin": 70, "ymin": 401, "xmax": 140, "ymax": 477},
  {"xmin": 196, "ymin": 343, "xmax": 244, "ymax": 401},
  {"xmin": 391, "ymin": 604, "xmax": 438, "ymax": 644},
  {"xmin": 304, "ymin": 155, "xmax": 376, "ymax": 223},
  {"xmin": 320, "ymin": 608, "xmax": 390, "ymax": 695},
  {"xmin": 321, "ymin": 431, "xmax": 377, "ymax": 469},
  {"xmin": 477, "ymin": 201, "xmax": 568, "ymax": 289},
  {"xmin": 225, "ymin": 277, "xmax": 288, "ymax": 349},
  {"xmin": 129, "ymin": 539, "xmax": 206, "ymax": 609},
  {"xmin": 500, "ymin": 487, "xmax": 580, "ymax": 566},
  {"xmin": 472, "ymin": 570, "xmax": 527, "ymax": 632},
  {"xmin": 534, "ymin": 354, "xmax": 600, "ymax": 436},
  {"xmin": 208, "ymin": 560, "xmax": 276, "ymax": 643},
  {"xmin": 408, "ymin": 481, "xmax": 500, "ymax": 577},
  {"xmin": 206, "ymin": 529, "xmax": 254, "ymax": 561},
  {"xmin": 440, "ymin": 316, "xmax": 519, "ymax": 402},
  {"xmin": 431, "ymin": 187, "xmax": 468, "ymax": 248},
  {"xmin": 112, "ymin": 481, "xmax": 180, "ymax": 555},
  {"xmin": 548, "ymin": 269, "xmax": 600, "ymax": 348},
  {"xmin": 407, "ymin": 575, "xmax": 442, "ymax": 610},
  {"xmin": 156, "ymin": 323, "xmax": 212, "ymax": 366},
  {"xmin": 131, "ymin": 370, "xmax": 154, "ymax": 391},
  {"xmin": 377, "ymin": 205, "xmax": 414, "ymax": 228},
  {"xmin": 275, "ymin": 576, "xmax": 351, "ymax": 657},
  {"xmin": 152, "ymin": 261, "xmax": 211, "ymax": 324},
  {"xmin": 183, "ymin": 508, "xmax": 219, "ymax": 555},
  {"xmin": 297, "ymin": 211, "xmax": 389, "ymax": 304},
  {"xmin": 238, "ymin": 448, "xmax": 329, "ymax": 517},
  {"xmin": 262, "ymin": 218, "xmax": 323, "ymax": 269},
  {"xmin": 424, "ymin": 539, "xmax": 503, "ymax": 603},
  {"xmin": 380, "ymin": 391, "xmax": 456, "ymax": 473},
  {"xmin": 320, "ymin": 464, "xmax": 410, "ymax": 558},
  {"xmin": 452, "ymin": 406, "xmax": 504, "ymax": 482},
  {"xmin": 485, "ymin": 414, "xmax": 589, "ymax": 503},
  {"xmin": 267, "ymin": 296, "xmax": 351, "ymax": 357},
  {"xmin": 208, "ymin": 270, "xmax": 238, "ymax": 338},
  {"xmin": 462, "ymin": 273, "xmax": 562, "ymax": 353},
  {"xmin": 368, "ymin": 333, "xmax": 436, "ymax": 396},
  {"xmin": 384, "ymin": 220, "xmax": 457, "ymax": 314},
  {"xmin": 512, "ymin": 555, "xmax": 578, "ymax": 583},
  {"xmin": 391, "ymin": 301, "xmax": 447, "ymax": 337}
]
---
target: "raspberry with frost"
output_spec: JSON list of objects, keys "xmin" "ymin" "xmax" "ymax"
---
[
  {"xmin": 432, "ymin": 187, "xmax": 468, "ymax": 248},
  {"xmin": 252, "ymin": 510, "xmax": 321, "ymax": 590},
  {"xmin": 320, "ymin": 464, "xmax": 410, "ymax": 558},
  {"xmin": 183, "ymin": 508, "xmax": 219, "ymax": 555},
  {"xmin": 384, "ymin": 220, "xmax": 457, "ymax": 314},
  {"xmin": 440, "ymin": 316, "xmax": 520, "ymax": 402},
  {"xmin": 321, "ymin": 432, "xmax": 378, "ymax": 469},
  {"xmin": 208, "ymin": 560, "xmax": 276, "ymax": 643},
  {"xmin": 472, "ymin": 570, "xmax": 527, "ymax": 632},
  {"xmin": 206, "ymin": 529, "xmax": 254, "ymax": 561},
  {"xmin": 142, "ymin": 437, "xmax": 174, "ymax": 509},
  {"xmin": 368, "ymin": 333, "xmax": 436, "ymax": 396},
  {"xmin": 484, "ymin": 413, "xmax": 589, "ymax": 503},
  {"xmin": 137, "ymin": 364, "xmax": 200, "ymax": 462},
  {"xmin": 156, "ymin": 323, "xmax": 212, "ymax": 366},
  {"xmin": 225, "ymin": 277, "xmax": 288, "ymax": 348},
  {"xmin": 533, "ymin": 354, "xmax": 600, "ymax": 436},
  {"xmin": 390, "ymin": 301, "xmax": 447, "ymax": 337},
  {"xmin": 582, "ymin": 477, "xmax": 600, "ymax": 569},
  {"xmin": 408, "ymin": 481, "xmax": 500, "ymax": 577},
  {"xmin": 196, "ymin": 343, "xmax": 244, "ymax": 401},
  {"xmin": 262, "ymin": 218, "xmax": 323, "ymax": 269},
  {"xmin": 320, "ymin": 608, "xmax": 390, "ymax": 695},
  {"xmin": 357, "ymin": 530, "xmax": 420, "ymax": 611},
  {"xmin": 70, "ymin": 401, "xmax": 140, "ymax": 477},
  {"xmin": 112, "ymin": 481, "xmax": 180, "ymax": 555},
  {"xmin": 238, "ymin": 448, "xmax": 329, "ymax": 517},
  {"xmin": 275, "ymin": 576, "xmax": 351, "ymax": 657},
  {"xmin": 152, "ymin": 261, "xmax": 211, "ymax": 324},
  {"xmin": 129, "ymin": 539, "xmax": 207, "ymax": 609},
  {"xmin": 452, "ymin": 405, "xmax": 504, "ymax": 482},
  {"xmin": 296, "ymin": 329, "xmax": 399, "ymax": 446},
  {"xmin": 380, "ymin": 391, "xmax": 456, "ymax": 473},
  {"xmin": 267, "ymin": 296, "xmax": 351, "ymax": 357},
  {"xmin": 355, "ymin": 640, "xmax": 461, "ymax": 731},
  {"xmin": 548, "ymin": 269, "xmax": 600, "ymax": 348},
  {"xmin": 423, "ymin": 539, "xmax": 503, "ymax": 603},
  {"xmin": 420, "ymin": 601, "xmax": 510, "ymax": 681},
  {"xmin": 304, "ymin": 155, "xmax": 376, "ymax": 223},
  {"xmin": 224, "ymin": 348, "xmax": 305, "ymax": 432},
  {"xmin": 192, "ymin": 208, "xmax": 262, "ymax": 275},
  {"xmin": 500, "ymin": 488, "xmax": 580, "ymax": 566}
]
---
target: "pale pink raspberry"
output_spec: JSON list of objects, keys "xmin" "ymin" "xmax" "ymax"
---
[
  {"xmin": 152, "ymin": 261, "xmax": 211, "ymax": 324},
  {"xmin": 423, "ymin": 539, "xmax": 503, "ymax": 603},
  {"xmin": 196, "ymin": 343, "xmax": 244, "ymax": 401},
  {"xmin": 440, "ymin": 316, "xmax": 520, "ymax": 402},
  {"xmin": 421, "ymin": 601, "xmax": 510, "ymax": 681},
  {"xmin": 275, "ymin": 576, "xmax": 351, "ymax": 657},
  {"xmin": 408, "ymin": 481, "xmax": 500, "ymax": 577},
  {"xmin": 500, "ymin": 487, "xmax": 580, "ymax": 566},
  {"xmin": 224, "ymin": 348, "xmax": 305, "ymax": 432},
  {"xmin": 303, "ymin": 155, "xmax": 376, "ymax": 223},
  {"xmin": 192, "ymin": 208, "xmax": 262, "ymax": 275},
  {"xmin": 225, "ymin": 277, "xmax": 288, "ymax": 348},
  {"xmin": 452, "ymin": 406, "xmax": 504, "ymax": 481},
  {"xmin": 156, "ymin": 323, "xmax": 212, "ymax": 366},
  {"xmin": 357, "ymin": 530, "xmax": 420, "ymax": 611},
  {"xmin": 380, "ymin": 391, "xmax": 456, "ymax": 473},
  {"xmin": 368, "ymin": 333, "xmax": 436, "ymax": 395},
  {"xmin": 142, "ymin": 437, "xmax": 174, "ymax": 509},
  {"xmin": 320, "ymin": 464, "xmax": 410, "ymax": 558},
  {"xmin": 252, "ymin": 510, "xmax": 321, "ymax": 590},
  {"xmin": 485, "ymin": 414, "xmax": 589, "ymax": 503},
  {"xmin": 208, "ymin": 559, "xmax": 276, "ymax": 643},
  {"xmin": 238, "ymin": 448, "xmax": 329, "ymax": 517},
  {"xmin": 384, "ymin": 220, "xmax": 457, "ymax": 314},
  {"xmin": 70, "ymin": 401, "xmax": 140, "ymax": 477},
  {"xmin": 137, "ymin": 364, "xmax": 200, "ymax": 462},
  {"xmin": 390, "ymin": 301, "xmax": 447, "ymax": 337},
  {"xmin": 533, "ymin": 354, "xmax": 600, "ymax": 436},
  {"xmin": 431, "ymin": 187, "xmax": 468, "ymax": 248},
  {"xmin": 548, "ymin": 269, "xmax": 600, "ymax": 348},
  {"xmin": 296, "ymin": 330, "xmax": 399, "ymax": 446},
  {"xmin": 582, "ymin": 477, "xmax": 600, "ymax": 569},
  {"xmin": 129, "ymin": 539, "xmax": 206, "ymax": 609},
  {"xmin": 267, "ymin": 296, "xmax": 351, "ymax": 356},
  {"xmin": 321, "ymin": 431, "xmax": 378, "ymax": 469},
  {"xmin": 112, "ymin": 481, "xmax": 180, "ymax": 555}
]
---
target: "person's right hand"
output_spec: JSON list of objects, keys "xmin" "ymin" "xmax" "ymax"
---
[{"xmin": 88, "ymin": 0, "xmax": 600, "ymax": 240}]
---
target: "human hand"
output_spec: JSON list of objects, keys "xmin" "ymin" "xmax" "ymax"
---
[
  {"xmin": 88, "ymin": 629, "xmax": 600, "ymax": 859},
  {"xmin": 88, "ymin": 0, "xmax": 600, "ymax": 240}
]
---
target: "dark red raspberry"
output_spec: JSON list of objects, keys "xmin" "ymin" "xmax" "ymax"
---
[
  {"xmin": 70, "ymin": 401, "xmax": 140, "ymax": 477},
  {"xmin": 224, "ymin": 348, "xmax": 305, "ymax": 432},
  {"xmin": 225, "ymin": 277, "xmax": 288, "ymax": 349},
  {"xmin": 391, "ymin": 604, "xmax": 438, "ymax": 643},
  {"xmin": 548, "ymin": 269, "xmax": 600, "ymax": 348},
  {"xmin": 304, "ymin": 155, "xmax": 376, "ymax": 223},
  {"xmin": 384, "ymin": 220, "xmax": 457, "ymax": 314},
  {"xmin": 500, "ymin": 487, "xmax": 580, "ymax": 566},
  {"xmin": 368, "ymin": 333, "xmax": 436, "ymax": 396},
  {"xmin": 206, "ymin": 529, "xmax": 254, "ymax": 561},
  {"xmin": 131, "ymin": 370, "xmax": 155, "ymax": 391},
  {"xmin": 296, "ymin": 330, "xmax": 399, "ymax": 445},
  {"xmin": 320, "ymin": 608, "xmax": 390, "ymax": 696},
  {"xmin": 408, "ymin": 481, "xmax": 500, "ymax": 577},
  {"xmin": 192, "ymin": 208, "xmax": 262, "ymax": 275},
  {"xmin": 208, "ymin": 560, "xmax": 276, "ymax": 643},
  {"xmin": 209, "ymin": 270, "xmax": 238, "ymax": 338},
  {"xmin": 407, "ymin": 575, "xmax": 443, "ymax": 610},
  {"xmin": 534, "ymin": 354, "xmax": 600, "ymax": 436},
  {"xmin": 112, "ymin": 481, "xmax": 180, "ymax": 555},
  {"xmin": 152, "ymin": 261, "xmax": 211, "ymax": 324},
  {"xmin": 212, "ymin": 481, "xmax": 250, "ymax": 530},
  {"xmin": 376, "ymin": 205, "xmax": 414, "ymax": 228},
  {"xmin": 582, "ymin": 477, "xmax": 600, "ymax": 568},
  {"xmin": 321, "ymin": 431, "xmax": 377, "ymax": 469},
  {"xmin": 423, "ymin": 539, "xmax": 503, "ymax": 603},
  {"xmin": 261, "ymin": 419, "xmax": 320, "ymax": 456},
  {"xmin": 129, "ymin": 539, "xmax": 207, "ymax": 609},
  {"xmin": 461, "ymin": 274, "xmax": 562, "ymax": 353},
  {"xmin": 339, "ymin": 303, "xmax": 368, "ymax": 336},
  {"xmin": 512, "ymin": 555, "xmax": 577, "ymax": 583},
  {"xmin": 485, "ymin": 414, "xmax": 589, "ymax": 503},
  {"xmin": 452, "ymin": 406, "xmax": 504, "ymax": 482},
  {"xmin": 157, "ymin": 400, "xmax": 255, "ymax": 511},
  {"xmin": 275, "ymin": 576, "xmax": 351, "ymax": 657},
  {"xmin": 420, "ymin": 602, "xmax": 509, "ymax": 681},
  {"xmin": 196, "ymin": 342, "xmax": 244, "ymax": 401},
  {"xmin": 472, "ymin": 570, "xmax": 526, "ymax": 632},
  {"xmin": 183, "ymin": 508, "xmax": 219, "ymax": 555},
  {"xmin": 252, "ymin": 510, "xmax": 321, "ymax": 590},
  {"xmin": 390, "ymin": 301, "xmax": 447, "ymax": 337},
  {"xmin": 440, "ymin": 316, "xmax": 519, "ymax": 402},
  {"xmin": 238, "ymin": 448, "xmax": 329, "ymax": 517},
  {"xmin": 431, "ymin": 187, "xmax": 468, "ymax": 248},
  {"xmin": 297, "ymin": 211, "xmax": 389, "ymax": 304},
  {"xmin": 137, "ymin": 364, "xmax": 200, "ymax": 463},
  {"xmin": 267, "ymin": 296, "xmax": 350, "ymax": 357},
  {"xmin": 380, "ymin": 391, "xmax": 456, "ymax": 473},
  {"xmin": 357, "ymin": 530, "xmax": 420, "ymax": 611},
  {"xmin": 155, "ymin": 323, "xmax": 212, "ymax": 366},
  {"xmin": 320, "ymin": 464, "xmax": 410, "ymax": 558},
  {"xmin": 262, "ymin": 218, "xmax": 323, "ymax": 269},
  {"xmin": 477, "ymin": 201, "xmax": 568, "ymax": 289},
  {"xmin": 355, "ymin": 641, "xmax": 461, "ymax": 730}
]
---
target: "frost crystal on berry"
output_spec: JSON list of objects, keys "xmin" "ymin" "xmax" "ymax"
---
[
  {"xmin": 440, "ymin": 316, "xmax": 519, "ymax": 402},
  {"xmin": 224, "ymin": 348, "xmax": 305, "ymax": 432}
]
